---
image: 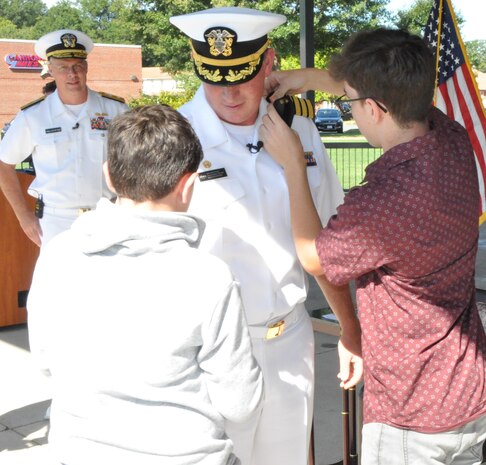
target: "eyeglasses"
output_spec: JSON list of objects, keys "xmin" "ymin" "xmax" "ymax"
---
[
  {"xmin": 49, "ymin": 62, "xmax": 87, "ymax": 75},
  {"xmin": 334, "ymin": 94, "xmax": 388, "ymax": 115}
]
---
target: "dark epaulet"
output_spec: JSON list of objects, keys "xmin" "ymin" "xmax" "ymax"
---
[
  {"xmin": 20, "ymin": 95, "xmax": 46, "ymax": 111},
  {"xmin": 99, "ymin": 91, "xmax": 125, "ymax": 104}
]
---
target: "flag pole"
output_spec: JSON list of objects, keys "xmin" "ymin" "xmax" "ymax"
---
[{"xmin": 432, "ymin": 0, "xmax": 444, "ymax": 105}]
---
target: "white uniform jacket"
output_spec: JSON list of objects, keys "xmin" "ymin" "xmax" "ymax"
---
[
  {"xmin": 180, "ymin": 87, "xmax": 344, "ymax": 326},
  {"xmin": 0, "ymin": 89, "xmax": 128, "ymax": 208}
]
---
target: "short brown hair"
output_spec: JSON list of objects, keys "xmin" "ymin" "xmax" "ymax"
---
[
  {"xmin": 329, "ymin": 28, "xmax": 435, "ymax": 126},
  {"xmin": 107, "ymin": 105, "xmax": 202, "ymax": 202}
]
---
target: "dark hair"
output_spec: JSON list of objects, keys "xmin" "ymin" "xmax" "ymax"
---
[
  {"xmin": 107, "ymin": 105, "xmax": 202, "ymax": 202},
  {"xmin": 328, "ymin": 28, "xmax": 435, "ymax": 126}
]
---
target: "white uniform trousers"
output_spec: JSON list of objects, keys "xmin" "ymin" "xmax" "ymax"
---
[
  {"xmin": 226, "ymin": 304, "xmax": 315, "ymax": 465},
  {"xmin": 40, "ymin": 206, "xmax": 93, "ymax": 247}
]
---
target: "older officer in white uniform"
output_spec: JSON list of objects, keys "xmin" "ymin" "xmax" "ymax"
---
[
  {"xmin": 0, "ymin": 29, "xmax": 128, "ymax": 247},
  {"xmin": 171, "ymin": 7, "xmax": 344, "ymax": 465}
]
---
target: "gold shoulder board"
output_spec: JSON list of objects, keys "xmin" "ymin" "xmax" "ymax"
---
[
  {"xmin": 290, "ymin": 96, "xmax": 315, "ymax": 120},
  {"xmin": 99, "ymin": 91, "xmax": 125, "ymax": 104},
  {"xmin": 20, "ymin": 96, "xmax": 46, "ymax": 111}
]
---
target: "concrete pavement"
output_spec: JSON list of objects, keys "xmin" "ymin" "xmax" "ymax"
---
[
  {"xmin": 476, "ymin": 222, "xmax": 486, "ymax": 290},
  {"xmin": 0, "ymin": 312, "xmax": 347, "ymax": 465},
  {"xmin": 1, "ymin": 270, "xmax": 485, "ymax": 464}
]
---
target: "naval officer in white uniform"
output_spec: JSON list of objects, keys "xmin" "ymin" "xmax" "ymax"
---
[
  {"xmin": 171, "ymin": 7, "xmax": 345, "ymax": 465},
  {"xmin": 0, "ymin": 29, "xmax": 128, "ymax": 247}
]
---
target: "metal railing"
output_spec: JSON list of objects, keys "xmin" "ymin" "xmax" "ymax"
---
[{"xmin": 325, "ymin": 142, "xmax": 383, "ymax": 191}]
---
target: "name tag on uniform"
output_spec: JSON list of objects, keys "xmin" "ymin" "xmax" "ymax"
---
[
  {"xmin": 304, "ymin": 152, "xmax": 317, "ymax": 167},
  {"xmin": 199, "ymin": 168, "xmax": 227, "ymax": 182},
  {"xmin": 45, "ymin": 127, "xmax": 62, "ymax": 134}
]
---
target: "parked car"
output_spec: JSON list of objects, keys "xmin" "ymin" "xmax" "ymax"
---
[{"xmin": 314, "ymin": 108, "xmax": 344, "ymax": 133}]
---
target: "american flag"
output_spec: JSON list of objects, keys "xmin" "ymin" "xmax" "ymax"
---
[{"xmin": 423, "ymin": 0, "xmax": 486, "ymax": 225}]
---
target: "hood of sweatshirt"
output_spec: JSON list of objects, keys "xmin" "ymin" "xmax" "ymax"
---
[{"xmin": 70, "ymin": 199, "xmax": 205, "ymax": 257}]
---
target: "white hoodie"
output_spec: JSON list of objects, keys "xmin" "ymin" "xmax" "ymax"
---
[{"xmin": 28, "ymin": 199, "xmax": 263, "ymax": 465}]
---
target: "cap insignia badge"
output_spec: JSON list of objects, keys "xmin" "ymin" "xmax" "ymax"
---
[
  {"xmin": 61, "ymin": 33, "xmax": 77, "ymax": 49},
  {"xmin": 205, "ymin": 29, "xmax": 235, "ymax": 57}
]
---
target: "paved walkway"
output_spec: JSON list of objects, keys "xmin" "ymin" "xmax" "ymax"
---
[
  {"xmin": 1, "ymin": 237, "xmax": 485, "ymax": 464},
  {"xmin": 0, "ymin": 319, "xmax": 348, "ymax": 465}
]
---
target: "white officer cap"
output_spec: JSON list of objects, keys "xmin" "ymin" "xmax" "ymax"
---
[
  {"xmin": 35, "ymin": 29, "xmax": 94, "ymax": 60},
  {"xmin": 170, "ymin": 7, "xmax": 286, "ymax": 86}
]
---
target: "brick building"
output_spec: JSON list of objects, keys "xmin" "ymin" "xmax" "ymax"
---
[{"xmin": 0, "ymin": 38, "xmax": 142, "ymax": 126}]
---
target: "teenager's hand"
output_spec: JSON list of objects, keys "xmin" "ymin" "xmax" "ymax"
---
[
  {"xmin": 260, "ymin": 103, "xmax": 306, "ymax": 171},
  {"xmin": 265, "ymin": 70, "xmax": 311, "ymax": 101},
  {"xmin": 265, "ymin": 68, "xmax": 345, "ymax": 101}
]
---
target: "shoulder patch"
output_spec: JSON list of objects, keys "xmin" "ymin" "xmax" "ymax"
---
[
  {"xmin": 99, "ymin": 91, "xmax": 125, "ymax": 104},
  {"xmin": 20, "ymin": 96, "xmax": 46, "ymax": 111}
]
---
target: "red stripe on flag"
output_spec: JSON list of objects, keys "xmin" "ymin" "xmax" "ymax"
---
[
  {"xmin": 459, "ymin": 64, "xmax": 486, "ymax": 135},
  {"xmin": 439, "ymin": 84, "xmax": 454, "ymax": 117},
  {"xmin": 449, "ymin": 70, "xmax": 485, "ymax": 165},
  {"xmin": 438, "ymin": 69, "xmax": 486, "ymax": 217},
  {"xmin": 452, "ymin": 69, "xmax": 486, "ymax": 214}
]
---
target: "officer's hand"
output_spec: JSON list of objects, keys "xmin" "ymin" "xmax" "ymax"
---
[{"xmin": 19, "ymin": 212, "xmax": 42, "ymax": 247}]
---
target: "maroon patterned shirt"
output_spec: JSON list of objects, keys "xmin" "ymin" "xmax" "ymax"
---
[{"xmin": 316, "ymin": 107, "xmax": 486, "ymax": 432}]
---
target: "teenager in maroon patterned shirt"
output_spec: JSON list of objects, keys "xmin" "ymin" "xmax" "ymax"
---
[{"xmin": 261, "ymin": 28, "xmax": 486, "ymax": 465}]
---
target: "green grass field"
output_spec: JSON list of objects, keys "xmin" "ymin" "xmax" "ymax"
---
[{"xmin": 320, "ymin": 126, "xmax": 382, "ymax": 190}]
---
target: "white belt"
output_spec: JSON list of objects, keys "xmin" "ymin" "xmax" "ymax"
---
[
  {"xmin": 248, "ymin": 304, "xmax": 306, "ymax": 340},
  {"xmin": 43, "ymin": 205, "xmax": 94, "ymax": 216}
]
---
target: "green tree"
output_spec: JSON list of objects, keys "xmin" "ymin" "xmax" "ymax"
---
[
  {"xmin": 122, "ymin": 0, "xmax": 213, "ymax": 69},
  {"xmin": 393, "ymin": 0, "xmax": 433, "ymax": 36},
  {"xmin": 1, "ymin": 0, "xmax": 392, "ymax": 70},
  {"xmin": 31, "ymin": 1, "xmax": 84, "ymax": 38},
  {"xmin": 392, "ymin": 0, "xmax": 463, "ymax": 37},
  {"xmin": 465, "ymin": 40, "xmax": 486, "ymax": 73},
  {"xmin": 0, "ymin": 0, "xmax": 46, "ymax": 28},
  {"xmin": 111, "ymin": 0, "xmax": 390, "ymax": 69},
  {"xmin": 74, "ymin": 0, "xmax": 133, "ymax": 44},
  {"xmin": 0, "ymin": 17, "xmax": 22, "ymax": 39}
]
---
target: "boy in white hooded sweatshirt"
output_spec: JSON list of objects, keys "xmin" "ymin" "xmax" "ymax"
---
[{"xmin": 27, "ymin": 104, "xmax": 263, "ymax": 465}]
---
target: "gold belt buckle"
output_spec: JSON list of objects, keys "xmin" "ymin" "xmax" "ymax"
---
[
  {"xmin": 266, "ymin": 320, "xmax": 285, "ymax": 340},
  {"xmin": 78, "ymin": 208, "xmax": 91, "ymax": 215}
]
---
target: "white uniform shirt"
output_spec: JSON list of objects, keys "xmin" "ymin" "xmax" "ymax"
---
[
  {"xmin": 0, "ymin": 89, "xmax": 128, "ymax": 208},
  {"xmin": 180, "ymin": 87, "xmax": 344, "ymax": 326}
]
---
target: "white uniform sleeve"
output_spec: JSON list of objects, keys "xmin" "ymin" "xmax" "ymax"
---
[
  {"xmin": 0, "ymin": 111, "xmax": 34, "ymax": 165},
  {"xmin": 314, "ymin": 140, "xmax": 345, "ymax": 226},
  {"xmin": 198, "ymin": 280, "xmax": 264, "ymax": 424}
]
